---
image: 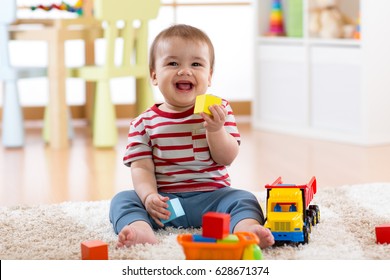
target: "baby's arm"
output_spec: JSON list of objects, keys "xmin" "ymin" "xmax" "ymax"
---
[
  {"xmin": 131, "ymin": 158, "xmax": 170, "ymax": 227},
  {"xmin": 201, "ymin": 105, "xmax": 239, "ymax": 166}
]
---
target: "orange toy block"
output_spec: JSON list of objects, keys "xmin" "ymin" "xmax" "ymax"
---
[
  {"xmin": 202, "ymin": 212, "xmax": 230, "ymax": 239},
  {"xmin": 81, "ymin": 240, "xmax": 109, "ymax": 260},
  {"xmin": 194, "ymin": 94, "xmax": 222, "ymax": 115},
  {"xmin": 375, "ymin": 224, "xmax": 390, "ymax": 244}
]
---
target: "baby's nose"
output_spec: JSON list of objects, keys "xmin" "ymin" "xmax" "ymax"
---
[{"xmin": 177, "ymin": 68, "xmax": 192, "ymax": 76}]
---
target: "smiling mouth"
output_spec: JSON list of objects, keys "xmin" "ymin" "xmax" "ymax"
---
[{"xmin": 176, "ymin": 82, "xmax": 193, "ymax": 91}]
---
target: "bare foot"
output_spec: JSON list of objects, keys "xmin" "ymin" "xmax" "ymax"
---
[
  {"xmin": 234, "ymin": 218, "xmax": 275, "ymax": 249},
  {"xmin": 117, "ymin": 221, "xmax": 158, "ymax": 248}
]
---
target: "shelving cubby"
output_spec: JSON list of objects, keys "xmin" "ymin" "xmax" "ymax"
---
[{"xmin": 253, "ymin": 0, "xmax": 390, "ymax": 145}]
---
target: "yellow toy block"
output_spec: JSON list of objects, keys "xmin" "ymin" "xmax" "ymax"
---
[{"xmin": 194, "ymin": 94, "xmax": 222, "ymax": 115}]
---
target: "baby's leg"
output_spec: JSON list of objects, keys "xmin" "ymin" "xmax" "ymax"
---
[
  {"xmin": 234, "ymin": 218, "xmax": 274, "ymax": 249},
  {"xmin": 117, "ymin": 220, "xmax": 158, "ymax": 248}
]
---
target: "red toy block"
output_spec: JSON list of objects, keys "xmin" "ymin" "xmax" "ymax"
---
[
  {"xmin": 202, "ymin": 212, "xmax": 230, "ymax": 239},
  {"xmin": 81, "ymin": 240, "xmax": 109, "ymax": 260},
  {"xmin": 375, "ymin": 224, "xmax": 390, "ymax": 244}
]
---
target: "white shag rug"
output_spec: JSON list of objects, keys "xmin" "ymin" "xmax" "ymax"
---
[{"xmin": 1, "ymin": 184, "xmax": 390, "ymax": 260}]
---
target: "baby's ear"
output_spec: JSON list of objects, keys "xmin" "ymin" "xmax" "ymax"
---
[
  {"xmin": 208, "ymin": 69, "xmax": 213, "ymax": 87},
  {"xmin": 150, "ymin": 70, "xmax": 158, "ymax": 86}
]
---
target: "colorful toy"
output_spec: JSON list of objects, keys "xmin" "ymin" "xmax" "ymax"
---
[
  {"xmin": 242, "ymin": 244, "xmax": 263, "ymax": 260},
  {"xmin": 178, "ymin": 232, "xmax": 261, "ymax": 260},
  {"xmin": 161, "ymin": 198, "xmax": 185, "ymax": 224},
  {"xmin": 177, "ymin": 212, "xmax": 263, "ymax": 260},
  {"xmin": 202, "ymin": 212, "xmax": 230, "ymax": 239},
  {"xmin": 81, "ymin": 240, "xmax": 108, "ymax": 260},
  {"xmin": 265, "ymin": 0, "xmax": 285, "ymax": 36},
  {"xmin": 194, "ymin": 94, "xmax": 222, "ymax": 115},
  {"xmin": 353, "ymin": 13, "xmax": 361, "ymax": 40},
  {"xmin": 264, "ymin": 176, "xmax": 320, "ymax": 245},
  {"xmin": 375, "ymin": 224, "xmax": 390, "ymax": 244},
  {"xmin": 29, "ymin": 0, "xmax": 84, "ymax": 16}
]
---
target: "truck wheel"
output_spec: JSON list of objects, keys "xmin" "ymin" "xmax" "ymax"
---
[
  {"xmin": 310, "ymin": 205, "xmax": 321, "ymax": 223},
  {"xmin": 306, "ymin": 209, "xmax": 317, "ymax": 226},
  {"xmin": 305, "ymin": 216, "xmax": 312, "ymax": 233},
  {"xmin": 311, "ymin": 209, "xmax": 317, "ymax": 225},
  {"xmin": 315, "ymin": 209, "xmax": 321, "ymax": 224},
  {"xmin": 302, "ymin": 226, "xmax": 310, "ymax": 244}
]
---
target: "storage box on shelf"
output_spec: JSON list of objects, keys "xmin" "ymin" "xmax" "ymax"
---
[{"xmin": 253, "ymin": 0, "xmax": 390, "ymax": 145}]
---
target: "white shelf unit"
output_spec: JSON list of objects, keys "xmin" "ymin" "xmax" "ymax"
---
[{"xmin": 252, "ymin": 0, "xmax": 390, "ymax": 145}]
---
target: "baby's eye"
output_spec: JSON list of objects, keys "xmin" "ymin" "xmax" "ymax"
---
[
  {"xmin": 168, "ymin": 62, "xmax": 178, "ymax": 66},
  {"xmin": 192, "ymin": 62, "xmax": 201, "ymax": 67}
]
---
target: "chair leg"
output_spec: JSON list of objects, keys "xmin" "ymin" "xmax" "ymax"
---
[
  {"xmin": 43, "ymin": 104, "xmax": 74, "ymax": 143},
  {"xmin": 136, "ymin": 77, "xmax": 154, "ymax": 115},
  {"xmin": 2, "ymin": 81, "xmax": 24, "ymax": 148},
  {"xmin": 93, "ymin": 81, "xmax": 117, "ymax": 148}
]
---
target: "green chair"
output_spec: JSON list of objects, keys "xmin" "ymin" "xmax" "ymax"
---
[{"xmin": 67, "ymin": 0, "xmax": 161, "ymax": 148}]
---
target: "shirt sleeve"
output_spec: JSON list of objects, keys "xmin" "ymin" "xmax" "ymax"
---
[
  {"xmin": 223, "ymin": 99, "xmax": 241, "ymax": 145},
  {"xmin": 123, "ymin": 119, "xmax": 152, "ymax": 167}
]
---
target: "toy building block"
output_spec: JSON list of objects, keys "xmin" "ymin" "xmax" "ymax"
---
[
  {"xmin": 202, "ymin": 212, "xmax": 230, "ymax": 239},
  {"xmin": 193, "ymin": 234, "xmax": 217, "ymax": 243},
  {"xmin": 375, "ymin": 224, "xmax": 390, "ymax": 244},
  {"xmin": 161, "ymin": 198, "xmax": 185, "ymax": 224},
  {"xmin": 81, "ymin": 240, "xmax": 108, "ymax": 260},
  {"xmin": 217, "ymin": 234, "xmax": 239, "ymax": 244},
  {"xmin": 194, "ymin": 94, "xmax": 222, "ymax": 115},
  {"xmin": 242, "ymin": 244, "xmax": 263, "ymax": 260}
]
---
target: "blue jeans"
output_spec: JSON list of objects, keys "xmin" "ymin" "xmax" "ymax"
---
[{"xmin": 109, "ymin": 187, "xmax": 265, "ymax": 234}]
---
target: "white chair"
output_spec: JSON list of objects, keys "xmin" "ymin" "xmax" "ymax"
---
[
  {"xmin": 0, "ymin": 0, "xmax": 47, "ymax": 147},
  {"xmin": 1, "ymin": 0, "xmax": 74, "ymax": 147}
]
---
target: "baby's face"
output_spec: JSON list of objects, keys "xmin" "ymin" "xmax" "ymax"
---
[{"xmin": 150, "ymin": 36, "xmax": 213, "ymax": 112}]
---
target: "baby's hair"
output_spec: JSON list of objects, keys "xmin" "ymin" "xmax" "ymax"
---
[{"xmin": 149, "ymin": 24, "xmax": 215, "ymax": 72}]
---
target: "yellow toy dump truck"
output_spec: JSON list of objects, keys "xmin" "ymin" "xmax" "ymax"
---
[{"xmin": 264, "ymin": 176, "xmax": 320, "ymax": 245}]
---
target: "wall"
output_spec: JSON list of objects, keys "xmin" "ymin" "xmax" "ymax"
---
[{"xmin": 0, "ymin": 0, "xmax": 254, "ymax": 116}]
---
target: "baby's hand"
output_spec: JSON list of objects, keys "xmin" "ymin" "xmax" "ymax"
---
[
  {"xmin": 201, "ymin": 105, "xmax": 227, "ymax": 132},
  {"xmin": 144, "ymin": 194, "xmax": 170, "ymax": 227}
]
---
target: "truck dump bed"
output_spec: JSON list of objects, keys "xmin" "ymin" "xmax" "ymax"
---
[{"xmin": 265, "ymin": 176, "xmax": 317, "ymax": 208}]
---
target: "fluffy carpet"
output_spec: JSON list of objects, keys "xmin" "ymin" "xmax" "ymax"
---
[{"xmin": 1, "ymin": 184, "xmax": 390, "ymax": 260}]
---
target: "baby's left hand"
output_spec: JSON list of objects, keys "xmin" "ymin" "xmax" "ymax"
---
[{"xmin": 201, "ymin": 104, "xmax": 227, "ymax": 132}]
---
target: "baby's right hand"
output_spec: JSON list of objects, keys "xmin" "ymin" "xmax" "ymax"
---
[{"xmin": 144, "ymin": 193, "xmax": 170, "ymax": 227}]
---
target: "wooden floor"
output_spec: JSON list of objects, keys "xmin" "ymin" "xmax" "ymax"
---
[{"xmin": 1, "ymin": 119, "xmax": 390, "ymax": 207}]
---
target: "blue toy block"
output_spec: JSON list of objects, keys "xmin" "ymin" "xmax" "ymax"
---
[
  {"xmin": 161, "ymin": 198, "xmax": 185, "ymax": 224},
  {"xmin": 192, "ymin": 234, "xmax": 217, "ymax": 243}
]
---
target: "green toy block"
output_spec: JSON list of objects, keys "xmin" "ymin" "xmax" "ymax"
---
[
  {"xmin": 217, "ymin": 234, "xmax": 239, "ymax": 244},
  {"xmin": 242, "ymin": 244, "xmax": 263, "ymax": 260},
  {"xmin": 194, "ymin": 94, "xmax": 222, "ymax": 115}
]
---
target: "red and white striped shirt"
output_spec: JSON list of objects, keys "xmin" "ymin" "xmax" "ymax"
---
[{"xmin": 123, "ymin": 99, "xmax": 241, "ymax": 193}]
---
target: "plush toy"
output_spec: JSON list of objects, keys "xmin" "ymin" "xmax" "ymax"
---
[{"xmin": 309, "ymin": 0, "xmax": 355, "ymax": 39}]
